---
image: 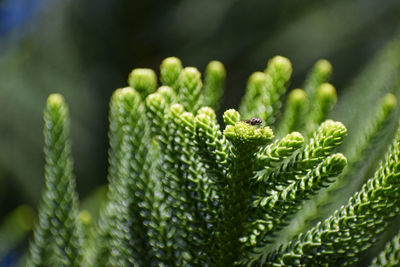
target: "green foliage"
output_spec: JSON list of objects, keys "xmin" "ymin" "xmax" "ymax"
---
[
  {"xmin": 27, "ymin": 94, "xmax": 83, "ymax": 267},
  {"xmin": 372, "ymin": 230, "xmax": 400, "ymax": 266},
  {"xmin": 239, "ymin": 56, "xmax": 292, "ymax": 126},
  {"xmin": 287, "ymin": 92, "xmax": 398, "ymax": 240},
  {"xmin": 128, "ymin": 69, "xmax": 158, "ymax": 98},
  {"xmin": 202, "ymin": 60, "xmax": 226, "ymax": 110},
  {"xmin": 304, "ymin": 83, "xmax": 337, "ymax": 137},
  {"xmin": 93, "ymin": 88, "xmax": 145, "ymax": 266},
  {"xmin": 216, "ymin": 120, "xmax": 274, "ymax": 266},
  {"xmin": 303, "ymin": 59, "xmax": 333, "ymax": 102},
  {"xmin": 160, "ymin": 57, "xmax": 183, "ymax": 91},
  {"xmin": 24, "ymin": 54, "xmax": 400, "ymax": 267},
  {"xmin": 265, "ymin": 123, "xmax": 400, "ymax": 266},
  {"xmin": 276, "ymin": 89, "xmax": 307, "ymax": 137},
  {"xmin": 177, "ymin": 67, "xmax": 203, "ymax": 112}
]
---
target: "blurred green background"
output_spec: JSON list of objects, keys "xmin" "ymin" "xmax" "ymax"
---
[{"xmin": 1, "ymin": 0, "xmax": 400, "ymax": 263}]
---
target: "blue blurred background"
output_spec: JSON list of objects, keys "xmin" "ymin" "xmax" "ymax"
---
[{"xmin": 1, "ymin": 0, "xmax": 400, "ymax": 264}]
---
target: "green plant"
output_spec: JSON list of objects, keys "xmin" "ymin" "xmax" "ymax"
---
[{"xmin": 26, "ymin": 54, "xmax": 400, "ymax": 266}]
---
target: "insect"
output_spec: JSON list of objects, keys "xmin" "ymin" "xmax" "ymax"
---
[{"xmin": 243, "ymin": 118, "xmax": 263, "ymax": 126}]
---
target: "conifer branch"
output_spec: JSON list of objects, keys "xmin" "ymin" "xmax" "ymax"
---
[
  {"xmin": 195, "ymin": 107, "xmax": 229, "ymax": 188},
  {"xmin": 371, "ymin": 230, "xmax": 400, "ymax": 266},
  {"xmin": 26, "ymin": 54, "xmax": 400, "ymax": 267},
  {"xmin": 213, "ymin": 120, "xmax": 274, "ymax": 266},
  {"xmin": 174, "ymin": 109, "xmax": 216, "ymax": 265},
  {"xmin": 27, "ymin": 94, "xmax": 82, "ymax": 267},
  {"xmin": 160, "ymin": 57, "xmax": 183, "ymax": 91},
  {"xmin": 128, "ymin": 116, "xmax": 157, "ymax": 264},
  {"xmin": 128, "ymin": 68, "xmax": 158, "ymax": 98},
  {"xmin": 239, "ymin": 72, "xmax": 269, "ymax": 119},
  {"xmin": 194, "ymin": 108, "xmax": 230, "ymax": 258},
  {"xmin": 263, "ymin": 56, "xmax": 292, "ymax": 126},
  {"xmin": 177, "ymin": 67, "xmax": 203, "ymax": 112},
  {"xmin": 202, "ymin": 60, "xmax": 226, "ymax": 111},
  {"xmin": 304, "ymin": 83, "xmax": 337, "ymax": 137},
  {"xmin": 94, "ymin": 88, "xmax": 141, "ymax": 266},
  {"xmin": 250, "ymin": 153, "xmax": 347, "ymax": 249},
  {"xmin": 239, "ymin": 56, "xmax": 292, "ymax": 125},
  {"xmin": 333, "ymin": 92, "xmax": 396, "ymax": 191},
  {"xmin": 257, "ymin": 132, "xmax": 304, "ymax": 172},
  {"xmin": 157, "ymin": 85, "xmax": 177, "ymax": 105},
  {"xmin": 223, "ymin": 108, "xmax": 241, "ymax": 126},
  {"xmin": 303, "ymin": 59, "xmax": 333, "ymax": 103},
  {"xmin": 146, "ymin": 89, "xmax": 208, "ymax": 265},
  {"xmin": 92, "ymin": 88, "xmax": 129, "ymax": 265},
  {"xmin": 291, "ymin": 93, "xmax": 398, "ymax": 238},
  {"xmin": 276, "ymin": 89, "xmax": 307, "ymax": 138},
  {"xmin": 145, "ymin": 90, "xmax": 178, "ymax": 265},
  {"xmin": 265, "ymin": 121, "xmax": 400, "ymax": 266},
  {"xmin": 126, "ymin": 69, "xmax": 160, "ymax": 266},
  {"xmin": 267, "ymin": 120, "xmax": 347, "ymax": 188},
  {"xmin": 166, "ymin": 104, "xmax": 207, "ymax": 265},
  {"xmin": 346, "ymin": 93, "xmax": 397, "ymax": 180}
]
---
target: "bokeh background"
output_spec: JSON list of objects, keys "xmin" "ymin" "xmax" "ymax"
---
[{"xmin": 1, "ymin": 0, "xmax": 400, "ymax": 264}]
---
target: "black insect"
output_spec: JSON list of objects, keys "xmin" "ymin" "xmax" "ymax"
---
[{"xmin": 243, "ymin": 118, "xmax": 263, "ymax": 126}]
